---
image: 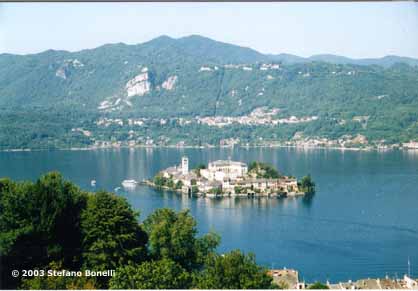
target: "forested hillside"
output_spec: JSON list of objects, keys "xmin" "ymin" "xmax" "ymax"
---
[{"xmin": 1, "ymin": 35, "xmax": 418, "ymax": 149}]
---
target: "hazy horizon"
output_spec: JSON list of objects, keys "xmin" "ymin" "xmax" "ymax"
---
[{"xmin": 1, "ymin": 2, "xmax": 418, "ymax": 58}]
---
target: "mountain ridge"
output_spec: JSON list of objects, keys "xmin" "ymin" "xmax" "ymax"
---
[{"xmin": 2, "ymin": 35, "xmax": 418, "ymax": 67}]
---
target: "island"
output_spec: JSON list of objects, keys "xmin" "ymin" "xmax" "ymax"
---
[{"xmin": 145, "ymin": 156, "xmax": 315, "ymax": 198}]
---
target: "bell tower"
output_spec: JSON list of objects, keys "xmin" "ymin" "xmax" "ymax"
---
[{"xmin": 181, "ymin": 156, "xmax": 189, "ymax": 175}]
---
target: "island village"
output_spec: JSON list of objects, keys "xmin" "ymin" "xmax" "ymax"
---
[{"xmin": 146, "ymin": 156, "xmax": 314, "ymax": 197}]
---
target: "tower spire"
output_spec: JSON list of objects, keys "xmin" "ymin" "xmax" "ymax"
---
[{"xmin": 408, "ymin": 256, "xmax": 411, "ymax": 277}]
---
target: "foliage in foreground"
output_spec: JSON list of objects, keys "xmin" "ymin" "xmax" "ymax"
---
[
  {"xmin": 109, "ymin": 259, "xmax": 192, "ymax": 289},
  {"xmin": 20, "ymin": 262, "xmax": 97, "ymax": 290},
  {"xmin": 143, "ymin": 208, "xmax": 220, "ymax": 271},
  {"xmin": 195, "ymin": 250, "xmax": 276, "ymax": 289},
  {"xmin": 81, "ymin": 191, "xmax": 148, "ymax": 272},
  {"xmin": 0, "ymin": 172, "xmax": 283, "ymax": 289}
]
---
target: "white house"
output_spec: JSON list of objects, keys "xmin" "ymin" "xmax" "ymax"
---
[{"xmin": 200, "ymin": 160, "xmax": 248, "ymax": 182}]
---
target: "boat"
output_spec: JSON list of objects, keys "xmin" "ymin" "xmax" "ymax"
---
[
  {"xmin": 91, "ymin": 180, "xmax": 96, "ymax": 186},
  {"xmin": 114, "ymin": 187, "xmax": 121, "ymax": 192},
  {"xmin": 122, "ymin": 179, "xmax": 138, "ymax": 188}
]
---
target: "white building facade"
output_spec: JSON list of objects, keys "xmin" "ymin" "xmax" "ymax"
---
[{"xmin": 200, "ymin": 160, "xmax": 248, "ymax": 181}]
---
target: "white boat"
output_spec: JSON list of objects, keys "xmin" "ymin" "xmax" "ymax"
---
[
  {"xmin": 122, "ymin": 179, "xmax": 138, "ymax": 188},
  {"xmin": 114, "ymin": 187, "xmax": 121, "ymax": 192},
  {"xmin": 91, "ymin": 180, "xmax": 96, "ymax": 186}
]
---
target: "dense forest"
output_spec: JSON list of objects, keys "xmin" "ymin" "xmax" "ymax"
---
[
  {"xmin": 0, "ymin": 172, "xmax": 284, "ymax": 289},
  {"xmin": 1, "ymin": 35, "xmax": 418, "ymax": 149}
]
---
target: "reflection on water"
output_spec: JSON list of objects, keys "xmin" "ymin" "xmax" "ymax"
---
[{"xmin": 1, "ymin": 147, "xmax": 418, "ymax": 282}]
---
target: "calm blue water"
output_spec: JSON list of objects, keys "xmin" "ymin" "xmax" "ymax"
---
[{"xmin": 1, "ymin": 147, "xmax": 417, "ymax": 283}]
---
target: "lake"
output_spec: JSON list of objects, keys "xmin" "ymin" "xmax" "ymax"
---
[{"xmin": 1, "ymin": 147, "xmax": 417, "ymax": 283}]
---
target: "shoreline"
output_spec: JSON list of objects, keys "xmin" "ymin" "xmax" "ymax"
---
[
  {"xmin": 1, "ymin": 143, "xmax": 418, "ymax": 153},
  {"xmin": 143, "ymin": 178, "xmax": 308, "ymax": 199}
]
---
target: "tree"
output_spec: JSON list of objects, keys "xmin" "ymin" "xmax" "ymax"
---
[
  {"xmin": 143, "ymin": 208, "xmax": 219, "ymax": 270},
  {"xmin": 153, "ymin": 174, "xmax": 167, "ymax": 187},
  {"xmin": 248, "ymin": 162, "xmax": 280, "ymax": 179},
  {"xmin": 20, "ymin": 261, "xmax": 97, "ymax": 290},
  {"xmin": 234, "ymin": 186, "xmax": 243, "ymax": 194},
  {"xmin": 208, "ymin": 187, "xmax": 222, "ymax": 195},
  {"xmin": 191, "ymin": 185, "xmax": 199, "ymax": 194},
  {"xmin": 194, "ymin": 164, "xmax": 207, "ymax": 177},
  {"xmin": 195, "ymin": 164, "xmax": 207, "ymax": 170},
  {"xmin": 308, "ymin": 282, "xmax": 329, "ymax": 289},
  {"xmin": 0, "ymin": 173, "xmax": 87, "ymax": 289},
  {"xmin": 166, "ymin": 178, "xmax": 175, "ymax": 188},
  {"xmin": 175, "ymin": 180, "xmax": 183, "ymax": 189},
  {"xmin": 299, "ymin": 175, "xmax": 316, "ymax": 193},
  {"xmin": 109, "ymin": 259, "xmax": 191, "ymax": 289},
  {"xmin": 1, "ymin": 174, "xmax": 148, "ymax": 289},
  {"xmin": 195, "ymin": 250, "xmax": 275, "ymax": 289},
  {"xmin": 80, "ymin": 191, "xmax": 148, "ymax": 273},
  {"xmin": 194, "ymin": 231, "xmax": 221, "ymax": 267}
]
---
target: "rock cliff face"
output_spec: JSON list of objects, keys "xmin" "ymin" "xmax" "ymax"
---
[
  {"xmin": 55, "ymin": 67, "xmax": 67, "ymax": 79},
  {"xmin": 126, "ymin": 68, "xmax": 151, "ymax": 97},
  {"xmin": 55, "ymin": 59, "xmax": 85, "ymax": 80},
  {"xmin": 162, "ymin": 75, "xmax": 177, "ymax": 91},
  {"xmin": 97, "ymin": 69, "xmax": 180, "ymax": 112},
  {"xmin": 98, "ymin": 67, "xmax": 152, "ymax": 112}
]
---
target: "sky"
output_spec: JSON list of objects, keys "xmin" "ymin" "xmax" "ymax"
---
[{"xmin": 0, "ymin": 2, "xmax": 418, "ymax": 59}]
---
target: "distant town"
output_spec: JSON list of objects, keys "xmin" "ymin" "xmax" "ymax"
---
[
  {"xmin": 145, "ymin": 157, "xmax": 315, "ymax": 198},
  {"xmin": 61, "ymin": 106, "xmax": 418, "ymax": 152}
]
